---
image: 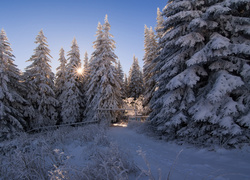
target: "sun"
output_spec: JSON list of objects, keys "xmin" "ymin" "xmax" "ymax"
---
[{"xmin": 76, "ymin": 67, "xmax": 83, "ymax": 75}]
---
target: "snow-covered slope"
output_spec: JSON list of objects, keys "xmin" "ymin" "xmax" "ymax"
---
[
  {"xmin": 108, "ymin": 125, "xmax": 250, "ymax": 180},
  {"xmin": 1, "ymin": 124, "xmax": 249, "ymax": 180}
]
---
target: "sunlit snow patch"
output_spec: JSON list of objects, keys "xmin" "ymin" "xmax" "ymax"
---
[{"xmin": 112, "ymin": 122, "xmax": 128, "ymax": 127}]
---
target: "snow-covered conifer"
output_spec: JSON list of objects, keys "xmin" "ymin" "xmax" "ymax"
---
[
  {"xmin": 24, "ymin": 30, "xmax": 58, "ymax": 128},
  {"xmin": 143, "ymin": 26, "xmax": 158, "ymax": 115},
  {"xmin": 124, "ymin": 74, "xmax": 129, "ymax": 98},
  {"xmin": 55, "ymin": 48, "xmax": 67, "ymax": 97},
  {"xmin": 80, "ymin": 51, "xmax": 90, "ymax": 111},
  {"xmin": 60, "ymin": 38, "xmax": 83, "ymax": 124},
  {"xmin": 85, "ymin": 15, "xmax": 122, "ymax": 123},
  {"xmin": 83, "ymin": 51, "xmax": 90, "ymax": 82},
  {"xmin": 0, "ymin": 29, "xmax": 29, "ymax": 140},
  {"xmin": 150, "ymin": 0, "xmax": 250, "ymax": 147},
  {"xmin": 116, "ymin": 60, "xmax": 124, "ymax": 84},
  {"xmin": 55, "ymin": 48, "xmax": 67, "ymax": 122},
  {"xmin": 128, "ymin": 55, "xmax": 144, "ymax": 100},
  {"xmin": 116, "ymin": 60, "xmax": 125, "ymax": 98},
  {"xmin": 155, "ymin": 7, "xmax": 164, "ymax": 40}
]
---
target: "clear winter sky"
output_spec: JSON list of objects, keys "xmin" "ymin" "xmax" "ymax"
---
[{"xmin": 0, "ymin": 0, "xmax": 166, "ymax": 75}]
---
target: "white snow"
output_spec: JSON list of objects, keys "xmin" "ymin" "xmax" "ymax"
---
[
  {"xmin": 1, "ymin": 123, "xmax": 250, "ymax": 180},
  {"xmin": 108, "ymin": 124, "xmax": 250, "ymax": 180}
]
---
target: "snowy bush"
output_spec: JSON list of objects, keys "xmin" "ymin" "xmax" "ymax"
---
[
  {"xmin": 136, "ymin": 148, "xmax": 162, "ymax": 180},
  {"xmin": 136, "ymin": 147, "xmax": 184, "ymax": 180},
  {"xmin": 0, "ymin": 124, "xmax": 136, "ymax": 180},
  {"xmin": 50, "ymin": 125, "xmax": 104, "ymax": 145},
  {"xmin": 0, "ymin": 135, "xmax": 59, "ymax": 180},
  {"xmin": 123, "ymin": 96, "xmax": 144, "ymax": 116},
  {"xmin": 81, "ymin": 143, "xmax": 136, "ymax": 180}
]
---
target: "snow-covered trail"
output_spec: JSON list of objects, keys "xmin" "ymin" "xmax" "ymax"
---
[{"xmin": 108, "ymin": 126, "xmax": 250, "ymax": 180}]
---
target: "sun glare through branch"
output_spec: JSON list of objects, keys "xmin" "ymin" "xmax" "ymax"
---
[{"xmin": 76, "ymin": 67, "xmax": 83, "ymax": 75}]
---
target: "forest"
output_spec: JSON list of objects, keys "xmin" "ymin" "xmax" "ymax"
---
[
  {"xmin": 1, "ymin": 0, "xmax": 250, "ymax": 179},
  {"xmin": 1, "ymin": 0, "xmax": 250, "ymax": 147}
]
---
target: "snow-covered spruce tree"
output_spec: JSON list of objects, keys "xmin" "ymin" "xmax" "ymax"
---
[
  {"xmin": 188, "ymin": 0, "xmax": 250, "ymax": 147},
  {"xmin": 83, "ymin": 51, "xmax": 90, "ymax": 83},
  {"xmin": 24, "ymin": 30, "xmax": 58, "ymax": 128},
  {"xmin": 124, "ymin": 74, "xmax": 129, "ymax": 98},
  {"xmin": 148, "ymin": 7, "xmax": 165, "ymax": 108},
  {"xmin": 116, "ymin": 60, "xmax": 124, "ymax": 85},
  {"xmin": 79, "ymin": 51, "xmax": 90, "ymax": 111},
  {"xmin": 143, "ymin": 25, "xmax": 158, "ymax": 115},
  {"xmin": 155, "ymin": 7, "xmax": 165, "ymax": 40},
  {"xmin": 0, "ymin": 29, "xmax": 29, "ymax": 140},
  {"xmin": 60, "ymin": 38, "xmax": 83, "ymax": 124},
  {"xmin": 150, "ymin": 0, "xmax": 250, "ymax": 147},
  {"xmin": 55, "ymin": 48, "xmax": 67, "ymax": 95},
  {"xmin": 85, "ymin": 16, "xmax": 122, "ymax": 123},
  {"xmin": 128, "ymin": 55, "xmax": 144, "ymax": 100},
  {"xmin": 144, "ymin": 8, "xmax": 165, "ymax": 116},
  {"xmin": 55, "ymin": 48, "xmax": 67, "ymax": 123},
  {"xmin": 116, "ymin": 60, "xmax": 125, "ymax": 98}
]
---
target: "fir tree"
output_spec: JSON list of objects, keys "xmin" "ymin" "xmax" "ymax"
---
[
  {"xmin": 85, "ymin": 15, "xmax": 122, "ymax": 124},
  {"xmin": 116, "ymin": 60, "xmax": 124, "ymax": 84},
  {"xmin": 155, "ymin": 7, "xmax": 164, "ymax": 40},
  {"xmin": 55, "ymin": 48, "xmax": 67, "ymax": 123},
  {"xmin": 60, "ymin": 38, "xmax": 83, "ymax": 124},
  {"xmin": 55, "ymin": 48, "xmax": 67, "ymax": 97},
  {"xmin": 83, "ymin": 51, "xmax": 90, "ymax": 83},
  {"xmin": 24, "ymin": 30, "xmax": 58, "ymax": 128},
  {"xmin": 81, "ymin": 51, "xmax": 90, "ymax": 109},
  {"xmin": 128, "ymin": 55, "xmax": 144, "ymax": 100},
  {"xmin": 143, "ymin": 26, "xmax": 158, "ymax": 115},
  {"xmin": 150, "ymin": 0, "xmax": 250, "ymax": 147},
  {"xmin": 116, "ymin": 60, "xmax": 125, "ymax": 98},
  {"xmin": 124, "ymin": 74, "xmax": 129, "ymax": 98},
  {"xmin": 0, "ymin": 29, "xmax": 29, "ymax": 140}
]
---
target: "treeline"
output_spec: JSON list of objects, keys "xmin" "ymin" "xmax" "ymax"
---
[
  {"xmin": 2, "ymin": 0, "xmax": 250, "ymax": 148},
  {"xmin": 0, "ymin": 15, "xmax": 146, "ymax": 140}
]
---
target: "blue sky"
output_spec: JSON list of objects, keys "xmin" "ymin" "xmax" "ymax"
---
[{"xmin": 0, "ymin": 0, "xmax": 166, "ymax": 75}]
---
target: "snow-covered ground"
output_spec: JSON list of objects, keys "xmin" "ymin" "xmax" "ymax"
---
[
  {"xmin": 0, "ymin": 125, "xmax": 135, "ymax": 180},
  {"xmin": 1, "ymin": 123, "xmax": 250, "ymax": 180},
  {"xmin": 108, "ymin": 123, "xmax": 250, "ymax": 180}
]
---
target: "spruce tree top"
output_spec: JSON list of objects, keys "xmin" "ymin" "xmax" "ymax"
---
[
  {"xmin": 25, "ymin": 30, "xmax": 54, "ymax": 82},
  {"xmin": 66, "ymin": 37, "xmax": 82, "ymax": 79}
]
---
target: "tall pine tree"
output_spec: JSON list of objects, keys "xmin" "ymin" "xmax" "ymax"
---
[
  {"xmin": 116, "ymin": 60, "xmax": 124, "ymax": 85},
  {"xmin": 124, "ymin": 74, "xmax": 129, "ymax": 98},
  {"xmin": 128, "ymin": 55, "xmax": 144, "ymax": 100},
  {"xmin": 55, "ymin": 48, "xmax": 67, "ymax": 123},
  {"xmin": 150, "ymin": 0, "xmax": 250, "ymax": 147},
  {"xmin": 83, "ymin": 51, "xmax": 90, "ymax": 83},
  {"xmin": 55, "ymin": 48, "xmax": 67, "ymax": 95},
  {"xmin": 60, "ymin": 38, "xmax": 83, "ymax": 124},
  {"xmin": 0, "ymin": 29, "xmax": 29, "ymax": 140},
  {"xmin": 143, "ymin": 25, "xmax": 158, "ymax": 115},
  {"xmin": 155, "ymin": 7, "xmax": 164, "ymax": 40},
  {"xmin": 24, "ymin": 30, "xmax": 58, "ymax": 128},
  {"xmin": 116, "ymin": 60, "xmax": 125, "ymax": 98},
  {"xmin": 85, "ymin": 15, "xmax": 122, "ymax": 123}
]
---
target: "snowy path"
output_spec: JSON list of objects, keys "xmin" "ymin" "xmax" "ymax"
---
[{"xmin": 108, "ymin": 126, "xmax": 250, "ymax": 180}]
